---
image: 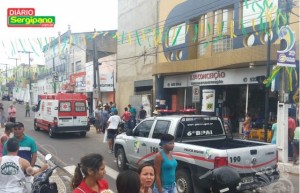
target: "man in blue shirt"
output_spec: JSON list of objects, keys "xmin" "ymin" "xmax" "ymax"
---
[
  {"xmin": 3, "ymin": 122, "xmax": 37, "ymax": 167},
  {"xmin": 128, "ymin": 104, "xmax": 137, "ymax": 119}
]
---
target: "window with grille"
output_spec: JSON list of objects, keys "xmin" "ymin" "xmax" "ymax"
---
[{"xmin": 212, "ymin": 36, "xmax": 233, "ymax": 53}]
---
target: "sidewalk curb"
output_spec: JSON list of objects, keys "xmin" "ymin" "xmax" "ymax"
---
[{"xmin": 277, "ymin": 162, "xmax": 299, "ymax": 175}]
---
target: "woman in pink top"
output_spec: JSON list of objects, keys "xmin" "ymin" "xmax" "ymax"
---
[
  {"xmin": 8, "ymin": 104, "xmax": 16, "ymax": 123},
  {"xmin": 0, "ymin": 122, "xmax": 14, "ymax": 156}
]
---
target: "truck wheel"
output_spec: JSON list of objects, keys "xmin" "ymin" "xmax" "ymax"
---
[
  {"xmin": 79, "ymin": 132, "xmax": 86, "ymax": 137},
  {"xmin": 34, "ymin": 120, "xmax": 40, "ymax": 131},
  {"xmin": 116, "ymin": 148, "xmax": 128, "ymax": 171},
  {"xmin": 176, "ymin": 169, "xmax": 193, "ymax": 193},
  {"xmin": 48, "ymin": 127, "xmax": 55, "ymax": 138}
]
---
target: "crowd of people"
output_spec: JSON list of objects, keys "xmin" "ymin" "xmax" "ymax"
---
[{"xmin": 94, "ymin": 102, "xmax": 147, "ymax": 154}]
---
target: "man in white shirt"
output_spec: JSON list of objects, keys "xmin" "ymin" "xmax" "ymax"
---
[
  {"xmin": 106, "ymin": 111, "xmax": 121, "ymax": 153},
  {"xmin": 0, "ymin": 138, "xmax": 48, "ymax": 192}
]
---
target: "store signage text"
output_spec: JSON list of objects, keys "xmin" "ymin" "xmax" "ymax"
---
[{"xmin": 190, "ymin": 71, "xmax": 226, "ymax": 80}]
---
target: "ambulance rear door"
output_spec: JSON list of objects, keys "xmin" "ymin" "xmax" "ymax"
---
[{"xmin": 72, "ymin": 100, "xmax": 88, "ymax": 126}]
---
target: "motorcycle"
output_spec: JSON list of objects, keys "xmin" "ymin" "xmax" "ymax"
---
[{"xmin": 31, "ymin": 154, "xmax": 59, "ymax": 193}]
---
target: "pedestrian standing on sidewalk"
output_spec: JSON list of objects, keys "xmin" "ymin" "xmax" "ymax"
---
[
  {"xmin": 288, "ymin": 112, "xmax": 296, "ymax": 160},
  {"xmin": 101, "ymin": 105, "xmax": 110, "ymax": 133},
  {"xmin": 292, "ymin": 126, "xmax": 299, "ymax": 165},
  {"xmin": 0, "ymin": 107, "xmax": 6, "ymax": 128},
  {"xmin": 94, "ymin": 105, "xmax": 102, "ymax": 133},
  {"xmin": 71, "ymin": 153, "xmax": 109, "ymax": 193},
  {"xmin": 121, "ymin": 107, "xmax": 131, "ymax": 130},
  {"xmin": 138, "ymin": 162, "xmax": 155, "ymax": 193},
  {"xmin": 0, "ymin": 122, "xmax": 14, "ymax": 156},
  {"xmin": 138, "ymin": 106, "xmax": 147, "ymax": 122},
  {"xmin": 7, "ymin": 104, "xmax": 17, "ymax": 123},
  {"xmin": 242, "ymin": 113, "xmax": 252, "ymax": 140},
  {"xmin": 271, "ymin": 122, "xmax": 278, "ymax": 144},
  {"xmin": 128, "ymin": 104, "xmax": 137, "ymax": 120},
  {"xmin": 116, "ymin": 170, "xmax": 140, "ymax": 193},
  {"xmin": 153, "ymin": 134, "xmax": 177, "ymax": 193},
  {"xmin": 25, "ymin": 102, "xmax": 30, "ymax": 117},
  {"xmin": 106, "ymin": 111, "xmax": 121, "ymax": 153}
]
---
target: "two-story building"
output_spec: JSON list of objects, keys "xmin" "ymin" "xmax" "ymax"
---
[{"xmin": 117, "ymin": 0, "xmax": 299, "ymax": 131}]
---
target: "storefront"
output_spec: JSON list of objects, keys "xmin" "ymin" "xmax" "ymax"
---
[{"xmin": 161, "ymin": 66, "xmax": 278, "ymax": 132}]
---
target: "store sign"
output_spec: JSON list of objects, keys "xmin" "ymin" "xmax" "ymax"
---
[
  {"xmin": 164, "ymin": 75, "xmax": 188, "ymax": 88},
  {"xmin": 99, "ymin": 73, "xmax": 114, "ymax": 92},
  {"xmin": 277, "ymin": 25, "xmax": 296, "ymax": 67},
  {"xmin": 189, "ymin": 66, "xmax": 267, "ymax": 86},
  {"xmin": 201, "ymin": 89, "xmax": 215, "ymax": 112},
  {"xmin": 85, "ymin": 62, "xmax": 94, "ymax": 92},
  {"xmin": 192, "ymin": 86, "xmax": 200, "ymax": 103},
  {"xmin": 164, "ymin": 67, "xmax": 267, "ymax": 88}
]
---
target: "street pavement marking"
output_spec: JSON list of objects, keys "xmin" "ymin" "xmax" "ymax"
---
[{"xmin": 64, "ymin": 165, "xmax": 119, "ymax": 180}]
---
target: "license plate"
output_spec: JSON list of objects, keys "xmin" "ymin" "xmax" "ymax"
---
[
  {"xmin": 241, "ymin": 176, "xmax": 254, "ymax": 184},
  {"xmin": 62, "ymin": 119, "xmax": 71, "ymax": 122}
]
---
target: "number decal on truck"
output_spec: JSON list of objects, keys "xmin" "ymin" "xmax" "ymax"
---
[
  {"xmin": 229, "ymin": 156, "xmax": 241, "ymax": 163},
  {"xmin": 150, "ymin": 147, "xmax": 159, "ymax": 153}
]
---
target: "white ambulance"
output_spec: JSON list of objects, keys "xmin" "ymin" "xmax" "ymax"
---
[{"xmin": 33, "ymin": 93, "xmax": 90, "ymax": 138}]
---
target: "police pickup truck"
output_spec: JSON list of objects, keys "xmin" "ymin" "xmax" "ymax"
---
[{"xmin": 114, "ymin": 115, "xmax": 279, "ymax": 193}]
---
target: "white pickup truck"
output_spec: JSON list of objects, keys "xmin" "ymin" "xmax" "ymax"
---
[{"xmin": 114, "ymin": 115, "xmax": 279, "ymax": 193}]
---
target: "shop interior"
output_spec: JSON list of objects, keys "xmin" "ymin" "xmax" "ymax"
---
[{"xmin": 219, "ymin": 84, "xmax": 278, "ymax": 135}]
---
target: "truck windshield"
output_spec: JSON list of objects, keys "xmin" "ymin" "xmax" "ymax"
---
[{"xmin": 176, "ymin": 117, "xmax": 224, "ymax": 140}]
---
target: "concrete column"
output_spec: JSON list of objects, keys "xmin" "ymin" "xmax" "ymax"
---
[
  {"xmin": 155, "ymin": 75, "xmax": 164, "ymax": 106},
  {"xmin": 277, "ymin": 102, "xmax": 289, "ymax": 163}
]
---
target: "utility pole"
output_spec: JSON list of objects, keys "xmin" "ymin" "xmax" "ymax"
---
[
  {"xmin": 0, "ymin": 63, "xmax": 8, "ymax": 94},
  {"xmin": 276, "ymin": 0, "xmax": 293, "ymax": 163},
  {"xmin": 93, "ymin": 28, "xmax": 101, "ymax": 105},
  {"xmin": 8, "ymin": 57, "xmax": 19, "ymax": 83},
  {"xmin": 18, "ymin": 50, "xmax": 33, "ymax": 104},
  {"xmin": 53, "ymin": 57, "xmax": 57, "ymax": 93},
  {"xmin": 264, "ymin": 33, "xmax": 271, "ymax": 142}
]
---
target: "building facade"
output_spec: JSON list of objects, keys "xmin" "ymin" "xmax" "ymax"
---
[{"xmin": 117, "ymin": 0, "xmax": 299, "ymax": 131}]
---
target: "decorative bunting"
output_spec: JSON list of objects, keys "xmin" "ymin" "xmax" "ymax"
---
[
  {"xmin": 127, "ymin": 32, "xmax": 132, "ymax": 45},
  {"xmin": 193, "ymin": 24, "xmax": 198, "ymax": 42},
  {"xmin": 230, "ymin": 20, "xmax": 236, "ymax": 38},
  {"xmin": 244, "ymin": 0, "xmax": 249, "ymax": 9},
  {"xmin": 172, "ymin": 25, "xmax": 181, "ymax": 46},
  {"xmin": 135, "ymin": 31, "xmax": 141, "ymax": 46},
  {"xmin": 263, "ymin": 66, "xmax": 282, "ymax": 87}
]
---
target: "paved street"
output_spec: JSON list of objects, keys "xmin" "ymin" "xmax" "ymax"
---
[{"xmin": 1, "ymin": 100, "xmax": 299, "ymax": 193}]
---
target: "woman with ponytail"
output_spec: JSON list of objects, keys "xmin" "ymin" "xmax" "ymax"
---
[{"xmin": 71, "ymin": 153, "xmax": 109, "ymax": 193}]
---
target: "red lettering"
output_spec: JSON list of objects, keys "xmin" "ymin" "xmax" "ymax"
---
[{"xmin": 7, "ymin": 8, "xmax": 35, "ymax": 16}]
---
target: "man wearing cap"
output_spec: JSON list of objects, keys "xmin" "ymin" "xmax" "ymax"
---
[{"xmin": 3, "ymin": 122, "xmax": 37, "ymax": 167}]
